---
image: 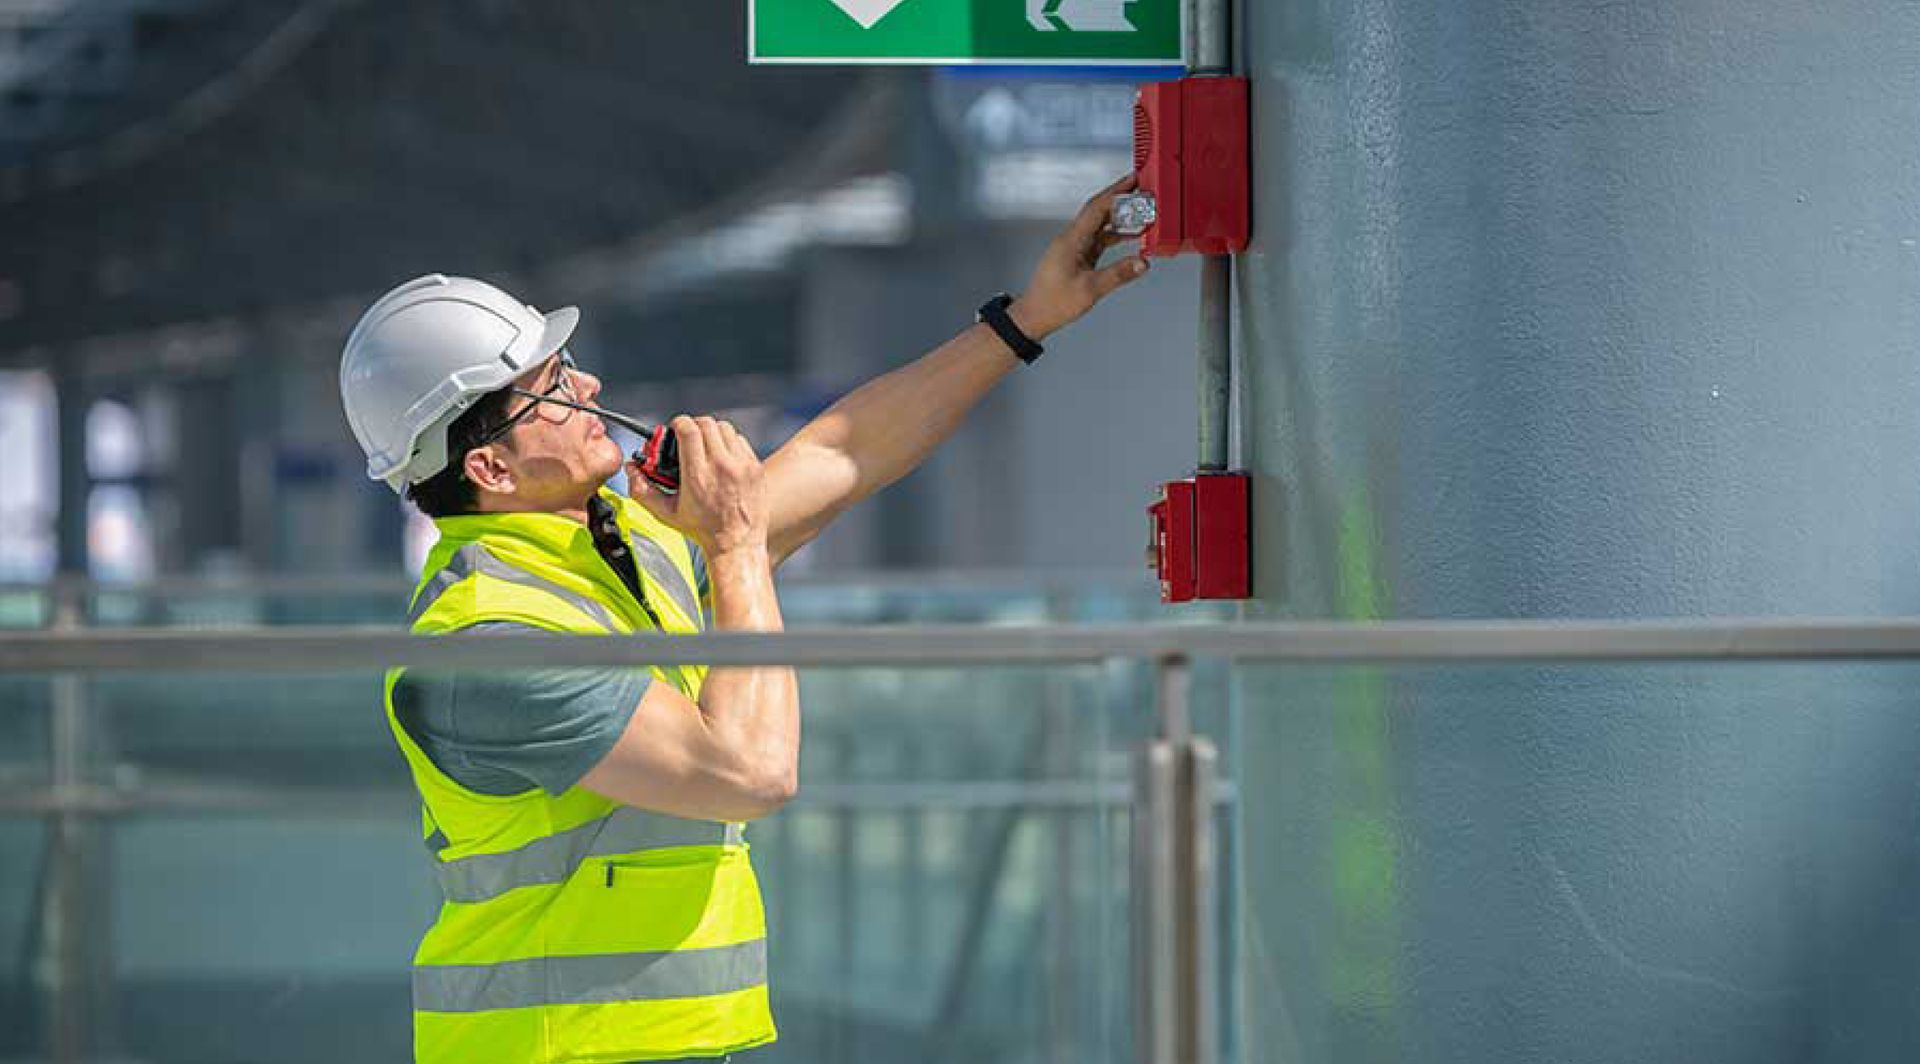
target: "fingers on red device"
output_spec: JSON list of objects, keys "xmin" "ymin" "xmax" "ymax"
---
[{"xmin": 631, "ymin": 427, "xmax": 680, "ymax": 493}]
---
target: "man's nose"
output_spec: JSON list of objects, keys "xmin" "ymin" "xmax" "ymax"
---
[{"xmin": 575, "ymin": 369, "xmax": 603, "ymax": 401}]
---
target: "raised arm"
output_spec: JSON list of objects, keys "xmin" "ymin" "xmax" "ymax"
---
[{"xmin": 760, "ymin": 175, "xmax": 1151, "ymax": 567}]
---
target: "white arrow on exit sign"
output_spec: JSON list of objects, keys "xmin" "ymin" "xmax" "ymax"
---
[{"xmin": 827, "ymin": 0, "xmax": 911, "ymax": 28}]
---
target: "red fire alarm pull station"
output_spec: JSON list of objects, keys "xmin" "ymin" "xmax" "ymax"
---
[
  {"xmin": 1148, "ymin": 472, "xmax": 1251, "ymax": 603},
  {"xmin": 1112, "ymin": 76, "xmax": 1251, "ymax": 258}
]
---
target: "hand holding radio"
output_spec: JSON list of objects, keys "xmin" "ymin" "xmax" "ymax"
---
[{"xmin": 627, "ymin": 415, "xmax": 767, "ymax": 557}]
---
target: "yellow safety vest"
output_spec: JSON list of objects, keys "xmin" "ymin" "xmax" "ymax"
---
[{"xmin": 384, "ymin": 488, "xmax": 776, "ymax": 1064}]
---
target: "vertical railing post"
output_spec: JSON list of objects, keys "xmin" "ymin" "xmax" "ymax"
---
[
  {"xmin": 1044, "ymin": 667, "xmax": 1078, "ymax": 1064},
  {"xmin": 1136, "ymin": 654, "xmax": 1218, "ymax": 1064},
  {"xmin": 1134, "ymin": 717, "xmax": 1178, "ymax": 1064},
  {"xmin": 1179, "ymin": 735, "xmax": 1219, "ymax": 1064},
  {"xmin": 44, "ymin": 580, "xmax": 92, "ymax": 1064}
]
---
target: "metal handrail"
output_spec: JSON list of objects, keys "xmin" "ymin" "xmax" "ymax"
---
[
  {"xmin": 0, "ymin": 566, "xmax": 1154, "ymax": 598},
  {"xmin": 0, "ymin": 778, "xmax": 1239, "ymax": 817},
  {"xmin": 7, "ymin": 618, "xmax": 1920, "ymax": 673}
]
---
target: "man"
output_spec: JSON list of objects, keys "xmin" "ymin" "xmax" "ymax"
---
[{"xmin": 337, "ymin": 177, "xmax": 1149, "ymax": 1064}]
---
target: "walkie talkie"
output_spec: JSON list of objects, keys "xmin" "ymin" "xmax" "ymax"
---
[{"xmin": 625, "ymin": 422, "xmax": 680, "ymax": 493}]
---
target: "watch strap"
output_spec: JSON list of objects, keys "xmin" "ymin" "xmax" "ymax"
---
[{"xmin": 976, "ymin": 293, "xmax": 1044, "ymax": 364}]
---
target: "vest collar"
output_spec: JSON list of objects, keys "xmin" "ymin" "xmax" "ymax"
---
[
  {"xmin": 429, "ymin": 488, "xmax": 643, "ymax": 627},
  {"xmin": 433, "ymin": 487, "xmax": 634, "ymax": 559}
]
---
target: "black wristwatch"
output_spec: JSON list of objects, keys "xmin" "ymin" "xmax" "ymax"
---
[{"xmin": 976, "ymin": 292, "xmax": 1045, "ymax": 364}]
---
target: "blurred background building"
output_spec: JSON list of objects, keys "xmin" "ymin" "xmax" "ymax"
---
[{"xmin": 0, "ymin": 0, "xmax": 1199, "ymax": 587}]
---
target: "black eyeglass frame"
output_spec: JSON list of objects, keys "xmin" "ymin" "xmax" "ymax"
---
[{"xmin": 469, "ymin": 351, "xmax": 580, "ymax": 449}]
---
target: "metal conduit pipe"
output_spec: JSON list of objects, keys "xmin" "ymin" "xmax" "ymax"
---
[
  {"xmin": 1191, "ymin": 0, "xmax": 1233, "ymax": 472},
  {"xmin": 1196, "ymin": 261, "xmax": 1232, "ymax": 472}
]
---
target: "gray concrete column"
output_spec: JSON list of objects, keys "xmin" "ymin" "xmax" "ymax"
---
[{"xmin": 1231, "ymin": 2, "xmax": 1920, "ymax": 1062}]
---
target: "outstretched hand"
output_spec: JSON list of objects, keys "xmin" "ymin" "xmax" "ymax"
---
[{"xmin": 1009, "ymin": 174, "xmax": 1151, "ymax": 340}]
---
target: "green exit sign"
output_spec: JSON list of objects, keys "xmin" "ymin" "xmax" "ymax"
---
[{"xmin": 750, "ymin": 0, "xmax": 1185, "ymax": 66}]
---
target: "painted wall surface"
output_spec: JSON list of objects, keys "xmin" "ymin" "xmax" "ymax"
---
[{"xmin": 1232, "ymin": 2, "xmax": 1920, "ymax": 1062}]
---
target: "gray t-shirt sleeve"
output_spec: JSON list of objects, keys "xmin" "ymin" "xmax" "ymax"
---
[{"xmin": 391, "ymin": 622, "xmax": 652, "ymax": 797}]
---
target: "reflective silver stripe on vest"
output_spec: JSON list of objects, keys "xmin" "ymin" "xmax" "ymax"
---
[
  {"xmin": 409, "ymin": 544, "xmax": 621, "ymax": 632},
  {"xmin": 627, "ymin": 530, "xmax": 702, "ymax": 628},
  {"xmin": 436, "ymin": 806, "xmax": 744, "ymax": 904},
  {"xmin": 414, "ymin": 938, "xmax": 766, "ymax": 1013},
  {"xmin": 620, "ymin": 529, "xmax": 701, "ymax": 693}
]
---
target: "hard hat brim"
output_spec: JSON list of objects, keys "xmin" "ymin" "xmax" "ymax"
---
[{"xmin": 536, "ymin": 306, "xmax": 580, "ymax": 366}]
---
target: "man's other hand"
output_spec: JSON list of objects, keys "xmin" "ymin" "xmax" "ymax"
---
[{"xmin": 1008, "ymin": 174, "xmax": 1152, "ymax": 340}]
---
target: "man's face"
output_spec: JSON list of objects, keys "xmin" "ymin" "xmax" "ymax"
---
[{"xmin": 468, "ymin": 352, "xmax": 625, "ymax": 512}]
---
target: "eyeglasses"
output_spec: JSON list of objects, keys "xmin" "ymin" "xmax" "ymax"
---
[{"xmin": 470, "ymin": 352, "xmax": 580, "ymax": 448}]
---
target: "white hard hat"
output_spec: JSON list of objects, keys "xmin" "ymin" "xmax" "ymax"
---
[{"xmin": 339, "ymin": 274, "xmax": 578, "ymax": 493}]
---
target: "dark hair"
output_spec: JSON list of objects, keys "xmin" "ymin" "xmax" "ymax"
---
[{"xmin": 404, "ymin": 387, "xmax": 517, "ymax": 518}]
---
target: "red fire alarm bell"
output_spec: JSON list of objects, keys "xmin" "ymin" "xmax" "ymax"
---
[
  {"xmin": 1148, "ymin": 472, "xmax": 1251, "ymax": 603},
  {"xmin": 1113, "ymin": 77, "xmax": 1250, "ymax": 257}
]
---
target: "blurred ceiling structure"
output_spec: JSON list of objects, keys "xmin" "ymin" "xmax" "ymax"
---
[{"xmin": 0, "ymin": 0, "xmax": 881, "ymax": 364}]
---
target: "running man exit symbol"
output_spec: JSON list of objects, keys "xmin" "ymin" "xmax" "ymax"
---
[{"xmin": 1028, "ymin": 0, "xmax": 1137, "ymax": 31}]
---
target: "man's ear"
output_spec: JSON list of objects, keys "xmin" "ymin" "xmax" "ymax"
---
[{"xmin": 462, "ymin": 445, "xmax": 514, "ymax": 495}]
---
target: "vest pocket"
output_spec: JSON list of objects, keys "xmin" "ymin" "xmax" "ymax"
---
[
  {"xmin": 553, "ymin": 847, "xmax": 764, "ymax": 957},
  {"xmin": 602, "ymin": 845, "xmax": 718, "ymax": 882},
  {"xmin": 524, "ymin": 847, "xmax": 774, "ymax": 1060}
]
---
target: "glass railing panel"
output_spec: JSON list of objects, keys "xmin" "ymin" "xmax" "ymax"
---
[
  {"xmin": 2, "ymin": 659, "xmax": 1166, "ymax": 1064},
  {"xmin": 0, "ymin": 821, "xmax": 41, "ymax": 1060},
  {"xmin": 111, "ymin": 814, "xmax": 430, "ymax": 1064},
  {"xmin": 85, "ymin": 584, "xmax": 412, "ymax": 629},
  {"xmin": 1229, "ymin": 660, "xmax": 1920, "ymax": 1064},
  {"xmin": 89, "ymin": 670, "xmax": 395, "ymax": 792},
  {"xmin": 753, "ymin": 662, "xmax": 1148, "ymax": 1064},
  {"xmin": 0, "ymin": 677, "xmax": 49, "ymax": 778},
  {"xmin": 0, "ymin": 587, "xmax": 48, "ymax": 629}
]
